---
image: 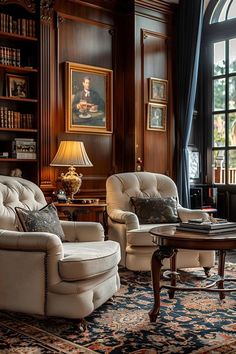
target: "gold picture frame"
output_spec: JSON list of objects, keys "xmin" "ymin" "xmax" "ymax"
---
[
  {"xmin": 149, "ymin": 77, "xmax": 168, "ymax": 103},
  {"xmin": 147, "ymin": 103, "xmax": 167, "ymax": 131},
  {"xmin": 6, "ymin": 74, "xmax": 29, "ymax": 98},
  {"xmin": 65, "ymin": 62, "xmax": 113, "ymax": 134}
]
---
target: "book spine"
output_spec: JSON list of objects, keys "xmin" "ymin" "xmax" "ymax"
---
[
  {"xmin": 16, "ymin": 48, "xmax": 20, "ymax": 67},
  {"xmin": 15, "ymin": 152, "xmax": 36, "ymax": 159},
  {"xmin": 0, "ymin": 106, "xmax": 4, "ymax": 127}
]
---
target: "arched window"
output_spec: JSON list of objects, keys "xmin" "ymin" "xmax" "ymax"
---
[
  {"xmin": 211, "ymin": 0, "xmax": 236, "ymax": 23},
  {"xmin": 204, "ymin": 0, "xmax": 236, "ymax": 184}
]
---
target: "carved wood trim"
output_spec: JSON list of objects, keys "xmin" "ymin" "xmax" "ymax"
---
[
  {"xmin": 62, "ymin": 0, "xmax": 119, "ymax": 13},
  {"xmin": 135, "ymin": 0, "xmax": 175, "ymax": 15},
  {"xmin": 142, "ymin": 29, "xmax": 169, "ymax": 41},
  {"xmin": 40, "ymin": 0, "xmax": 54, "ymax": 23},
  {"xmin": 40, "ymin": 16, "xmax": 56, "ymax": 191},
  {"xmin": 56, "ymin": 11, "xmax": 113, "ymax": 30},
  {"xmin": 0, "ymin": 0, "xmax": 36, "ymax": 13}
]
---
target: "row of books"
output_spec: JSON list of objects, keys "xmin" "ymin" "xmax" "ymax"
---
[
  {"xmin": 12, "ymin": 138, "xmax": 36, "ymax": 159},
  {"xmin": 0, "ymin": 13, "xmax": 36, "ymax": 38},
  {"xmin": 177, "ymin": 218, "xmax": 236, "ymax": 234},
  {"xmin": 0, "ymin": 46, "xmax": 21, "ymax": 67},
  {"xmin": 0, "ymin": 107, "xmax": 34, "ymax": 129}
]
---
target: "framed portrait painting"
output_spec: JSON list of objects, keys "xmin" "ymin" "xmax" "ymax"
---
[
  {"xmin": 65, "ymin": 62, "xmax": 113, "ymax": 134},
  {"xmin": 6, "ymin": 74, "xmax": 29, "ymax": 98},
  {"xmin": 149, "ymin": 77, "xmax": 168, "ymax": 103},
  {"xmin": 147, "ymin": 103, "xmax": 167, "ymax": 131}
]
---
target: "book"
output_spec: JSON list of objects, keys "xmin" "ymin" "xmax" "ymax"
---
[
  {"xmin": 15, "ymin": 152, "xmax": 36, "ymax": 159},
  {"xmin": 176, "ymin": 225, "xmax": 236, "ymax": 234},
  {"xmin": 187, "ymin": 218, "xmax": 227, "ymax": 224},
  {"xmin": 14, "ymin": 138, "xmax": 35, "ymax": 141},
  {"xmin": 178, "ymin": 221, "xmax": 236, "ymax": 230},
  {"xmin": 0, "ymin": 152, "xmax": 9, "ymax": 158}
]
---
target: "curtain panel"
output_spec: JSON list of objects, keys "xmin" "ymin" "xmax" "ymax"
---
[{"xmin": 175, "ymin": 0, "xmax": 204, "ymax": 207}]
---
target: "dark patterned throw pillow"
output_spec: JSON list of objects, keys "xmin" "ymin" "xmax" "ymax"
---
[
  {"xmin": 15, "ymin": 203, "xmax": 65, "ymax": 241},
  {"xmin": 131, "ymin": 197, "xmax": 179, "ymax": 224}
]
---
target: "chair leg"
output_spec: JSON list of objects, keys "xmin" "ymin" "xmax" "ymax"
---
[{"xmin": 203, "ymin": 267, "xmax": 211, "ymax": 277}]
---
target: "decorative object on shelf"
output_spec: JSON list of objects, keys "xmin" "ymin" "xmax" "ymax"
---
[
  {"xmin": 147, "ymin": 102, "xmax": 167, "ymax": 131},
  {"xmin": 65, "ymin": 61, "xmax": 113, "ymax": 134},
  {"xmin": 56, "ymin": 189, "xmax": 67, "ymax": 203},
  {"xmin": 6, "ymin": 74, "xmax": 29, "ymax": 98},
  {"xmin": 50, "ymin": 140, "xmax": 93, "ymax": 200},
  {"xmin": 10, "ymin": 168, "xmax": 22, "ymax": 177},
  {"xmin": 12, "ymin": 137, "xmax": 36, "ymax": 159},
  {"xmin": 149, "ymin": 77, "xmax": 168, "ymax": 103}
]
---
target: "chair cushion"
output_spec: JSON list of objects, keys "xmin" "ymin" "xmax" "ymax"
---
[
  {"xmin": 131, "ymin": 196, "xmax": 179, "ymax": 224},
  {"xmin": 59, "ymin": 240, "xmax": 120, "ymax": 281},
  {"xmin": 15, "ymin": 203, "xmax": 65, "ymax": 241},
  {"xmin": 127, "ymin": 223, "xmax": 178, "ymax": 246}
]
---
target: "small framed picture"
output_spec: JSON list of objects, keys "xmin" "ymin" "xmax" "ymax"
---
[
  {"xmin": 149, "ymin": 77, "xmax": 168, "ymax": 103},
  {"xmin": 189, "ymin": 149, "xmax": 200, "ymax": 180},
  {"xmin": 6, "ymin": 74, "xmax": 29, "ymax": 98},
  {"xmin": 147, "ymin": 103, "xmax": 167, "ymax": 131}
]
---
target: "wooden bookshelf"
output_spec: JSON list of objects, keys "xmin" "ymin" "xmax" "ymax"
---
[{"xmin": 0, "ymin": 0, "xmax": 39, "ymax": 183}]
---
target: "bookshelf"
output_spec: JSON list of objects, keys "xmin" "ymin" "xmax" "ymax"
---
[{"xmin": 0, "ymin": 0, "xmax": 39, "ymax": 183}]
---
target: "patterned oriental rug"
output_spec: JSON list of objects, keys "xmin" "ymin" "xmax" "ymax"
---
[{"xmin": 1, "ymin": 264, "xmax": 236, "ymax": 354}]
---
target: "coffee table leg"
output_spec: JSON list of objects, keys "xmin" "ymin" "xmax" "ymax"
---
[
  {"xmin": 168, "ymin": 249, "xmax": 178, "ymax": 299},
  {"xmin": 218, "ymin": 250, "xmax": 226, "ymax": 300},
  {"xmin": 149, "ymin": 246, "xmax": 175, "ymax": 322}
]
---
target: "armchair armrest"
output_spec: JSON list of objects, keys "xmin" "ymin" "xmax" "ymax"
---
[
  {"xmin": 177, "ymin": 207, "xmax": 209, "ymax": 223},
  {"xmin": 108, "ymin": 209, "xmax": 139, "ymax": 231},
  {"xmin": 60, "ymin": 220, "xmax": 105, "ymax": 242},
  {"xmin": 0, "ymin": 229, "xmax": 63, "ymax": 255},
  {"xmin": 0, "ymin": 230, "xmax": 64, "ymax": 288}
]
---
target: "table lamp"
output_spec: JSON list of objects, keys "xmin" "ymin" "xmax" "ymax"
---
[{"xmin": 50, "ymin": 140, "xmax": 93, "ymax": 201}]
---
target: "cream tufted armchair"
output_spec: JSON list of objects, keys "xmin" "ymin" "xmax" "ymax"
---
[
  {"xmin": 0, "ymin": 175, "xmax": 120, "ymax": 319},
  {"xmin": 106, "ymin": 172, "xmax": 215, "ymax": 272}
]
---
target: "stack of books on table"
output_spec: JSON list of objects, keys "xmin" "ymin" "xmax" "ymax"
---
[{"xmin": 176, "ymin": 218, "xmax": 236, "ymax": 234}]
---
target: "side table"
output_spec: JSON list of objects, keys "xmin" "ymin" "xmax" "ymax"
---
[
  {"xmin": 149, "ymin": 225, "xmax": 236, "ymax": 322},
  {"xmin": 54, "ymin": 201, "xmax": 107, "ymax": 234}
]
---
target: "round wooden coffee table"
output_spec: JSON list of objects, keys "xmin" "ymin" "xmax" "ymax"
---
[{"xmin": 149, "ymin": 225, "xmax": 236, "ymax": 322}]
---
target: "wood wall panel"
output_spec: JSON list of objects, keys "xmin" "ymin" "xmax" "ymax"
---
[
  {"xmin": 132, "ymin": 6, "xmax": 174, "ymax": 176},
  {"xmin": 57, "ymin": 15, "xmax": 113, "ymax": 69},
  {"xmin": 55, "ymin": 13, "xmax": 113, "ymax": 198},
  {"xmin": 39, "ymin": 0, "xmax": 175, "ymax": 199},
  {"xmin": 40, "ymin": 0, "xmax": 116, "ymax": 199},
  {"xmin": 142, "ymin": 31, "xmax": 170, "ymax": 174}
]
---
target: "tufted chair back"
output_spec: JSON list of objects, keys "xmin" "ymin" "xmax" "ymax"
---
[
  {"xmin": 106, "ymin": 171, "xmax": 215, "ymax": 271},
  {"xmin": 0, "ymin": 175, "xmax": 46, "ymax": 231},
  {"xmin": 106, "ymin": 171, "xmax": 179, "ymax": 217}
]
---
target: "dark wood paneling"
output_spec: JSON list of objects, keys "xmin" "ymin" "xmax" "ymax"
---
[
  {"xmin": 39, "ymin": 2, "xmax": 116, "ymax": 199},
  {"xmin": 55, "ymin": 13, "xmax": 113, "ymax": 198},
  {"xmin": 134, "ymin": 7, "xmax": 174, "ymax": 176},
  {"xmin": 57, "ymin": 15, "xmax": 113, "ymax": 68},
  {"xmin": 39, "ymin": 0, "xmax": 175, "ymax": 200},
  {"xmin": 142, "ymin": 31, "xmax": 169, "ymax": 174}
]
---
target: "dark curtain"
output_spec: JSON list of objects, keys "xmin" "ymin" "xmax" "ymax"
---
[{"xmin": 175, "ymin": 0, "xmax": 204, "ymax": 207}]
